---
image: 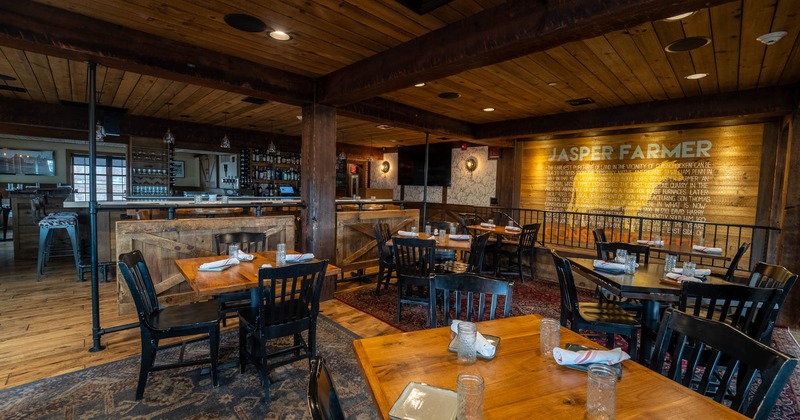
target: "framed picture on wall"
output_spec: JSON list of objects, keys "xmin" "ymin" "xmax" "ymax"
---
[
  {"xmin": 0, "ymin": 149, "xmax": 55, "ymax": 176},
  {"xmin": 173, "ymin": 160, "xmax": 185, "ymax": 178}
]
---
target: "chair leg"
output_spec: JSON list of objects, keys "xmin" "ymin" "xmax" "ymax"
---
[
  {"xmin": 517, "ymin": 251, "xmax": 525, "ymax": 284},
  {"xmin": 397, "ymin": 284, "xmax": 403, "ymax": 323},
  {"xmin": 67, "ymin": 225, "xmax": 81, "ymax": 282},
  {"xmin": 627, "ymin": 329, "xmax": 638, "ymax": 362},
  {"xmin": 308, "ymin": 320, "xmax": 317, "ymax": 358},
  {"xmin": 209, "ymin": 325, "xmax": 220, "ymax": 387},
  {"xmin": 239, "ymin": 326, "xmax": 248, "ymax": 374},
  {"xmin": 375, "ymin": 262, "xmax": 386, "ymax": 295},
  {"xmin": 136, "ymin": 337, "xmax": 157, "ymax": 400},
  {"xmin": 36, "ymin": 227, "xmax": 51, "ymax": 281},
  {"xmin": 528, "ymin": 248, "xmax": 536, "ymax": 281}
]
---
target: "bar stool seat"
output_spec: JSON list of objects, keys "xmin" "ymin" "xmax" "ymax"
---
[{"xmin": 32, "ymin": 196, "xmax": 81, "ymax": 281}]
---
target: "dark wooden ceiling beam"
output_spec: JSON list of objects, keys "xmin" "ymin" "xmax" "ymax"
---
[
  {"xmin": 318, "ymin": 0, "xmax": 732, "ymax": 106},
  {"xmin": 0, "ymin": 2, "xmax": 314, "ymax": 106},
  {"xmin": 475, "ymin": 86, "xmax": 797, "ymax": 139},
  {"xmin": 338, "ymin": 97, "xmax": 476, "ymax": 139}
]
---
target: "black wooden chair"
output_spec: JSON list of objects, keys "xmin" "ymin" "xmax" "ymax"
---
[
  {"xmin": 308, "ymin": 356, "xmax": 345, "ymax": 420},
  {"xmin": 118, "ymin": 250, "xmax": 221, "ymax": 400},
  {"xmin": 592, "ymin": 229, "xmax": 609, "ymax": 259},
  {"xmin": 741, "ymin": 262, "xmax": 797, "ymax": 343},
  {"xmin": 459, "ymin": 213, "xmax": 484, "ymax": 234},
  {"xmin": 428, "ymin": 273, "xmax": 513, "ymax": 327},
  {"xmin": 495, "ymin": 223, "xmax": 540, "ymax": 282},
  {"xmin": 392, "ymin": 236, "xmax": 436, "ymax": 327},
  {"xmin": 214, "ymin": 231, "xmax": 268, "ymax": 325},
  {"xmin": 428, "ymin": 221, "xmax": 457, "ymax": 262},
  {"xmin": 677, "ymin": 281, "xmax": 781, "ymax": 344},
  {"xmin": 373, "ymin": 223, "xmax": 397, "ymax": 295},
  {"xmin": 239, "ymin": 260, "xmax": 329, "ymax": 401},
  {"xmin": 649, "ymin": 309, "xmax": 797, "ymax": 420},
  {"xmin": 442, "ymin": 231, "xmax": 491, "ymax": 274},
  {"xmin": 551, "ymin": 250, "xmax": 640, "ymax": 360},
  {"xmin": 712, "ymin": 242, "xmax": 751, "ymax": 283}
]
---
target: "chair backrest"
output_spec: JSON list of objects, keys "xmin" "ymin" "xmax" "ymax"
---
[
  {"xmin": 459, "ymin": 213, "xmax": 484, "ymax": 234},
  {"xmin": 254, "ymin": 260, "xmax": 329, "ymax": 337},
  {"xmin": 678, "ymin": 281, "xmax": 781, "ymax": 343},
  {"xmin": 465, "ymin": 232, "xmax": 491, "ymax": 273},
  {"xmin": 429, "ymin": 273, "xmax": 513, "ymax": 327},
  {"xmin": 30, "ymin": 195, "xmax": 48, "ymax": 223},
  {"xmin": 392, "ymin": 237, "xmax": 436, "ymax": 280},
  {"xmin": 518, "ymin": 223, "xmax": 541, "ymax": 250},
  {"xmin": 118, "ymin": 250, "xmax": 160, "ymax": 329},
  {"xmin": 214, "ymin": 231, "xmax": 267, "ymax": 255},
  {"xmin": 592, "ymin": 228, "xmax": 607, "ymax": 244},
  {"xmin": 373, "ymin": 223, "xmax": 392, "ymax": 259},
  {"xmin": 747, "ymin": 262, "xmax": 798, "ymax": 342},
  {"xmin": 722, "ymin": 242, "xmax": 751, "ymax": 282},
  {"xmin": 308, "ymin": 356, "xmax": 345, "ymax": 420},
  {"xmin": 596, "ymin": 242, "xmax": 650, "ymax": 264},
  {"xmin": 551, "ymin": 250, "xmax": 580, "ymax": 329},
  {"xmin": 649, "ymin": 309, "xmax": 797, "ymax": 420}
]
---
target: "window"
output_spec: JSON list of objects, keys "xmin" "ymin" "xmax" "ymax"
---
[{"xmin": 72, "ymin": 155, "xmax": 127, "ymax": 201}]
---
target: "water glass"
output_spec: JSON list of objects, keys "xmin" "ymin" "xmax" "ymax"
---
[
  {"xmin": 276, "ymin": 243, "xmax": 287, "ymax": 267},
  {"xmin": 208, "ymin": 193, "xmax": 217, "ymax": 201},
  {"xmin": 614, "ymin": 249, "xmax": 627, "ymax": 264},
  {"xmin": 540, "ymin": 318, "xmax": 560, "ymax": 357},
  {"xmin": 683, "ymin": 261, "xmax": 696, "ymax": 278},
  {"xmin": 587, "ymin": 364, "xmax": 617, "ymax": 420},
  {"xmin": 194, "ymin": 194, "xmax": 202, "ymax": 204},
  {"xmin": 439, "ymin": 230, "xmax": 447, "ymax": 242},
  {"xmin": 411, "ymin": 226, "xmax": 418, "ymax": 235},
  {"xmin": 450, "ymin": 224, "xmax": 457, "ymax": 235},
  {"xmin": 624, "ymin": 255, "xmax": 637, "ymax": 274},
  {"xmin": 228, "ymin": 244, "xmax": 240, "ymax": 259},
  {"xmin": 457, "ymin": 322, "xmax": 477, "ymax": 365},
  {"xmin": 664, "ymin": 255, "xmax": 678, "ymax": 274},
  {"xmin": 221, "ymin": 195, "xmax": 229, "ymax": 204},
  {"xmin": 424, "ymin": 224, "xmax": 431, "ymax": 235},
  {"xmin": 457, "ymin": 373, "xmax": 484, "ymax": 420}
]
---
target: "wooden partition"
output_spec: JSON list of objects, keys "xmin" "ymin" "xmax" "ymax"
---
[
  {"xmin": 335, "ymin": 209, "xmax": 419, "ymax": 274},
  {"xmin": 115, "ymin": 215, "xmax": 294, "ymax": 314}
]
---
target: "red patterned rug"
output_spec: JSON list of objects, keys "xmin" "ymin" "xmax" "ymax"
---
[{"xmin": 336, "ymin": 279, "xmax": 800, "ymax": 419}]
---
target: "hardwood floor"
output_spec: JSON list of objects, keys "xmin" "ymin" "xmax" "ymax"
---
[{"xmin": 0, "ymin": 233, "xmax": 399, "ymax": 390}]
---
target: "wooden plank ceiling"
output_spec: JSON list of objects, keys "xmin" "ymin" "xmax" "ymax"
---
[{"xmin": 0, "ymin": 0, "xmax": 797, "ymax": 149}]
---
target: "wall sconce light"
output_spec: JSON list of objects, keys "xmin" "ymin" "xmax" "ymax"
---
[
  {"xmin": 380, "ymin": 161, "xmax": 391, "ymax": 173},
  {"xmin": 465, "ymin": 157, "xmax": 478, "ymax": 172}
]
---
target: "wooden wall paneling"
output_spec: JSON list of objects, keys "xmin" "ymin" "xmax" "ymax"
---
[
  {"xmin": 777, "ymin": 113, "xmax": 800, "ymax": 327},
  {"xmin": 495, "ymin": 145, "xmax": 515, "ymax": 209},
  {"xmin": 115, "ymin": 215, "xmax": 295, "ymax": 314},
  {"xmin": 301, "ymin": 103, "xmax": 337, "ymax": 260},
  {"xmin": 753, "ymin": 122, "xmax": 781, "ymax": 265},
  {"xmin": 335, "ymin": 209, "xmax": 420, "ymax": 274}
]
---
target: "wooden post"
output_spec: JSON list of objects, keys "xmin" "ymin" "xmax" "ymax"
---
[
  {"xmin": 301, "ymin": 104, "xmax": 337, "ymax": 261},
  {"xmin": 778, "ymin": 105, "xmax": 800, "ymax": 327}
]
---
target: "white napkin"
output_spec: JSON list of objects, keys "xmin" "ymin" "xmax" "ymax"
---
[
  {"xmin": 479, "ymin": 222, "xmax": 496, "ymax": 228},
  {"xmin": 199, "ymin": 258, "xmax": 240, "ymax": 270},
  {"xmin": 450, "ymin": 320, "xmax": 496, "ymax": 358},
  {"xmin": 449, "ymin": 234, "xmax": 470, "ymax": 241},
  {"xmin": 505, "ymin": 226, "xmax": 521, "ymax": 232},
  {"xmin": 693, "ymin": 245, "xmax": 723, "ymax": 254},
  {"xmin": 593, "ymin": 260, "xmax": 626, "ymax": 272},
  {"xmin": 236, "ymin": 249, "xmax": 254, "ymax": 261},
  {"xmin": 672, "ymin": 267, "xmax": 711, "ymax": 276},
  {"xmin": 665, "ymin": 272, "xmax": 702, "ymax": 283},
  {"xmin": 553, "ymin": 347, "xmax": 630, "ymax": 366},
  {"xmin": 636, "ymin": 239, "xmax": 665, "ymax": 246},
  {"xmin": 286, "ymin": 253, "xmax": 314, "ymax": 262},
  {"xmin": 397, "ymin": 230, "xmax": 418, "ymax": 237}
]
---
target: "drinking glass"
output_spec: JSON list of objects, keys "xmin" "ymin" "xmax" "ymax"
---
[
  {"xmin": 194, "ymin": 195, "xmax": 202, "ymax": 204},
  {"xmin": 411, "ymin": 226, "xmax": 418, "ymax": 235},
  {"xmin": 221, "ymin": 195, "xmax": 229, "ymax": 204},
  {"xmin": 276, "ymin": 243, "xmax": 287, "ymax": 267},
  {"xmin": 424, "ymin": 224, "xmax": 431, "ymax": 236},
  {"xmin": 683, "ymin": 261, "xmax": 696, "ymax": 278},
  {"xmin": 540, "ymin": 318, "xmax": 560, "ymax": 357},
  {"xmin": 208, "ymin": 194, "xmax": 217, "ymax": 202},
  {"xmin": 664, "ymin": 255, "xmax": 678, "ymax": 274},
  {"xmin": 624, "ymin": 255, "xmax": 637, "ymax": 274},
  {"xmin": 587, "ymin": 364, "xmax": 617, "ymax": 420},
  {"xmin": 487, "ymin": 218, "xmax": 494, "ymax": 226},
  {"xmin": 228, "ymin": 244, "xmax": 240, "ymax": 260},
  {"xmin": 614, "ymin": 249, "xmax": 627, "ymax": 264},
  {"xmin": 457, "ymin": 322, "xmax": 477, "ymax": 365},
  {"xmin": 450, "ymin": 224, "xmax": 457, "ymax": 235},
  {"xmin": 457, "ymin": 373, "xmax": 484, "ymax": 420},
  {"xmin": 439, "ymin": 230, "xmax": 446, "ymax": 242}
]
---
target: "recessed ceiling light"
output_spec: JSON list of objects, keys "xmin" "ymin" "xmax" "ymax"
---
[
  {"xmin": 296, "ymin": 115, "xmax": 302, "ymax": 120},
  {"xmin": 547, "ymin": 82, "xmax": 558, "ymax": 87},
  {"xmin": 224, "ymin": 13, "xmax": 267, "ymax": 33},
  {"xmin": 482, "ymin": 107, "xmax": 495, "ymax": 112},
  {"xmin": 665, "ymin": 36, "xmax": 711, "ymax": 53},
  {"xmin": 757, "ymin": 31, "xmax": 788, "ymax": 45},
  {"xmin": 269, "ymin": 30, "xmax": 291, "ymax": 41},
  {"xmin": 376, "ymin": 124, "xmax": 393, "ymax": 130},
  {"xmin": 438, "ymin": 92, "xmax": 460, "ymax": 99},
  {"xmin": 414, "ymin": 82, "xmax": 426, "ymax": 87},
  {"xmin": 664, "ymin": 11, "xmax": 696, "ymax": 21},
  {"xmin": 685, "ymin": 73, "xmax": 709, "ymax": 80}
]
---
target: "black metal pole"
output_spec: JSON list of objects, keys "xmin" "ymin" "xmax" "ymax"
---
[
  {"xmin": 422, "ymin": 132, "xmax": 429, "ymax": 224},
  {"xmin": 88, "ymin": 61, "xmax": 105, "ymax": 352}
]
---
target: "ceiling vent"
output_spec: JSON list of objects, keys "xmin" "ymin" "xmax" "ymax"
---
[
  {"xmin": 566, "ymin": 97, "xmax": 595, "ymax": 106},
  {"xmin": 396, "ymin": 0, "xmax": 454, "ymax": 15},
  {"xmin": 0, "ymin": 85, "xmax": 26, "ymax": 93},
  {"xmin": 224, "ymin": 14, "xmax": 267, "ymax": 33},
  {"xmin": 665, "ymin": 36, "xmax": 711, "ymax": 53},
  {"xmin": 242, "ymin": 96, "xmax": 269, "ymax": 105}
]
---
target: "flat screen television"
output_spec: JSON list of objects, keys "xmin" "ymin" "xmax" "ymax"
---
[{"xmin": 397, "ymin": 143, "xmax": 453, "ymax": 187}]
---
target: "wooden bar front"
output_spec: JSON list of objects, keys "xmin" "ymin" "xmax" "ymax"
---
[{"xmin": 335, "ymin": 208, "xmax": 419, "ymax": 275}]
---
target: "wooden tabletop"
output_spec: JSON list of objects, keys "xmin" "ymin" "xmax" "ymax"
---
[
  {"xmin": 353, "ymin": 314, "xmax": 746, "ymax": 419},
  {"xmin": 466, "ymin": 224, "xmax": 522, "ymax": 237},
  {"xmin": 174, "ymin": 251, "xmax": 341, "ymax": 295},
  {"xmin": 388, "ymin": 233, "xmax": 472, "ymax": 251}
]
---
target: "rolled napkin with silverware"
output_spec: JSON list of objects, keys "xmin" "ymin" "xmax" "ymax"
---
[
  {"xmin": 199, "ymin": 258, "xmax": 240, "ymax": 270},
  {"xmin": 593, "ymin": 260, "xmax": 626, "ymax": 273},
  {"xmin": 553, "ymin": 347, "xmax": 630, "ymax": 365},
  {"xmin": 672, "ymin": 267, "xmax": 711, "ymax": 277},
  {"xmin": 692, "ymin": 245, "xmax": 723, "ymax": 254},
  {"xmin": 236, "ymin": 249, "xmax": 255, "ymax": 261},
  {"xmin": 665, "ymin": 272, "xmax": 702, "ymax": 283},
  {"xmin": 397, "ymin": 230, "xmax": 418, "ymax": 237},
  {"xmin": 504, "ymin": 226, "xmax": 521, "ymax": 232},
  {"xmin": 449, "ymin": 234, "xmax": 470, "ymax": 241},
  {"xmin": 285, "ymin": 253, "xmax": 314, "ymax": 262},
  {"xmin": 450, "ymin": 320, "xmax": 496, "ymax": 358},
  {"xmin": 479, "ymin": 222, "xmax": 496, "ymax": 228},
  {"xmin": 636, "ymin": 239, "xmax": 665, "ymax": 246}
]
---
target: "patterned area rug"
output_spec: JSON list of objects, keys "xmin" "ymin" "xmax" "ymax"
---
[
  {"xmin": 0, "ymin": 315, "xmax": 378, "ymax": 420},
  {"xmin": 337, "ymin": 279, "xmax": 800, "ymax": 419}
]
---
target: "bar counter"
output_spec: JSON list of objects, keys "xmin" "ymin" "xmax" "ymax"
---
[{"xmin": 63, "ymin": 195, "xmax": 304, "ymax": 218}]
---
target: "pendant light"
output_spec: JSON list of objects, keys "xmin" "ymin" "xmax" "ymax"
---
[
  {"xmin": 163, "ymin": 103, "xmax": 175, "ymax": 145},
  {"xmin": 95, "ymin": 120, "xmax": 106, "ymax": 142},
  {"xmin": 220, "ymin": 112, "xmax": 231, "ymax": 149}
]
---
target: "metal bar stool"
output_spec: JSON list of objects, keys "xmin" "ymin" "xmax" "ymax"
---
[{"xmin": 32, "ymin": 196, "xmax": 81, "ymax": 281}]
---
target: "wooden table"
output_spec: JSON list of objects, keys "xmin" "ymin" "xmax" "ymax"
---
[
  {"xmin": 353, "ymin": 314, "xmax": 746, "ymax": 419},
  {"xmin": 635, "ymin": 241, "xmax": 731, "ymax": 263},
  {"xmin": 174, "ymin": 251, "xmax": 342, "ymax": 300},
  {"xmin": 388, "ymin": 233, "xmax": 472, "ymax": 252}
]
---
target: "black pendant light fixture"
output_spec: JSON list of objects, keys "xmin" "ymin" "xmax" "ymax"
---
[
  {"xmin": 163, "ymin": 103, "xmax": 175, "ymax": 145},
  {"xmin": 220, "ymin": 112, "xmax": 231, "ymax": 149}
]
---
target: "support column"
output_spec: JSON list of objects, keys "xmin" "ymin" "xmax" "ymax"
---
[
  {"xmin": 300, "ymin": 104, "xmax": 337, "ymax": 261},
  {"xmin": 778, "ymin": 101, "xmax": 800, "ymax": 327}
]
